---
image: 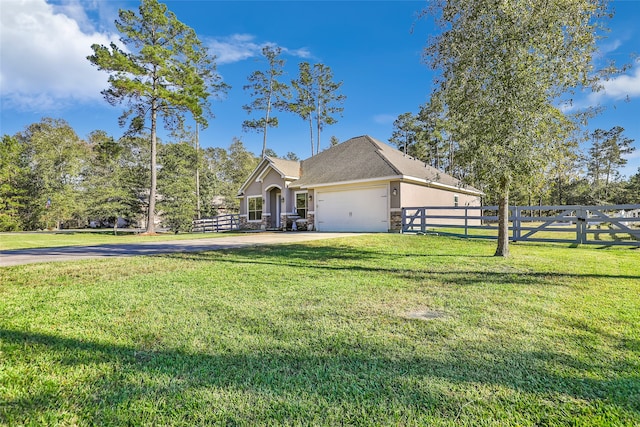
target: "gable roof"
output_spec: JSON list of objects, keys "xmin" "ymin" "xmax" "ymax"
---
[
  {"xmin": 238, "ymin": 136, "xmax": 482, "ymax": 196},
  {"xmin": 238, "ymin": 156, "xmax": 300, "ymax": 195},
  {"xmin": 268, "ymin": 156, "xmax": 301, "ymax": 179},
  {"xmin": 293, "ymin": 135, "xmax": 481, "ymax": 195}
]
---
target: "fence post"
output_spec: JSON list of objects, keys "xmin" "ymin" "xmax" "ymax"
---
[
  {"xmin": 421, "ymin": 208, "xmax": 426, "ymax": 233},
  {"xmin": 576, "ymin": 207, "xmax": 586, "ymax": 244},
  {"xmin": 513, "ymin": 206, "xmax": 520, "ymax": 242},
  {"xmin": 464, "ymin": 207, "xmax": 468, "ymax": 237}
]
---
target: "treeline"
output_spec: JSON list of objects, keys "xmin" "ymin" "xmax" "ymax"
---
[
  {"xmin": 0, "ymin": 118, "xmax": 264, "ymax": 232},
  {"xmin": 390, "ymin": 104, "xmax": 639, "ymax": 206}
]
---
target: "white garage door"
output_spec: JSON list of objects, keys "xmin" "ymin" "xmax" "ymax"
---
[{"xmin": 316, "ymin": 186, "xmax": 388, "ymax": 232}]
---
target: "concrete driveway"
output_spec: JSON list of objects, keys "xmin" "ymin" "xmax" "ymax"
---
[{"xmin": 0, "ymin": 232, "xmax": 362, "ymax": 267}]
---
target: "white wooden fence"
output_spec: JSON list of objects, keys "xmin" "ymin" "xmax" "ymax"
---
[
  {"xmin": 192, "ymin": 214, "xmax": 240, "ymax": 233},
  {"xmin": 402, "ymin": 204, "xmax": 640, "ymax": 246}
]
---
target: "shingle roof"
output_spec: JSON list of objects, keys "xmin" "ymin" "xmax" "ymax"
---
[
  {"xmin": 239, "ymin": 136, "xmax": 481, "ymax": 196},
  {"xmin": 265, "ymin": 156, "xmax": 300, "ymax": 179},
  {"xmin": 293, "ymin": 135, "xmax": 479, "ymax": 193}
]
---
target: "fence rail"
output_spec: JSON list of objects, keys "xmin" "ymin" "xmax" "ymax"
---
[
  {"xmin": 192, "ymin": 214, "xmax": 240, "ymax": 233},
  {"xmin": 402, "ymin": 204, "xmax": 640, "ymax": 246}
]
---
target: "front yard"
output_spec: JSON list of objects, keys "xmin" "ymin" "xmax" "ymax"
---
[{"xmin": 1, "ymin": 234, "xmax": 638, "ymax": 426}]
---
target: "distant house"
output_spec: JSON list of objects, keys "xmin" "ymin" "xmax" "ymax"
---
[{"xmin": 237, "ymin": 135, "xmax": 483, "ymax": 232}]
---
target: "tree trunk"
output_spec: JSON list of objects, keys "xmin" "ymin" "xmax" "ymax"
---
[
  {"xmin": 195, "ymin": 124, "xmax": 201, "ymax": 220},
  {"xmin": 308, "ymin": 115, "xmax": 314, "ymax": 156},
  {"xmin": 147, "ymin": 98, "xmax": 158, "ymax": 234},
  {"xmin": 316, "ymin": 98, "xmax": 321, "ymax": 155},
  {"xmin": 495, "ymin": 190, "xmax": 510, "ymax": 257},
  {"xmin": 262, "ymin": 80, "xmax": 273, "ymax": 158}
]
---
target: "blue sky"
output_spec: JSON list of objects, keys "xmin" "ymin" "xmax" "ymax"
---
[{"xmin": 1, "ymin": 0, "xmax": 639, "ymax": 178}]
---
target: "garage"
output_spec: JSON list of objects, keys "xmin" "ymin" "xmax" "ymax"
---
[{"xmin": 315, "ymin": 186, "xmax": 388, "ymax": 232}]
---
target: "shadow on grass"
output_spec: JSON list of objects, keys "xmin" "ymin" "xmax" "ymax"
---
[
  {"xmin": 1, "ymin": 327, "xmax": 638, "ymax": 425},
  {"xmin": 162, "ymin": 243, "xmax": 640, "ymax": 285}
]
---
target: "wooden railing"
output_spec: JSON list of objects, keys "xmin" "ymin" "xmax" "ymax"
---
[
  {"xmin": 402, "ymin": 205, "xmax": 640, "ymax": 246},
  {"xmin": 192, "ymin": 214, "xmax": 240, "ymax": 233}
]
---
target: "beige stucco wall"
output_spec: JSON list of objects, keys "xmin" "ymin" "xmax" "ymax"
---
[
  {"xmin": 399, "ymin": 182, "xmax": 481, "ymax": 226},
  {"xmin": 239, "ymin": 168, "xmax": 287, "ymax": 220}
]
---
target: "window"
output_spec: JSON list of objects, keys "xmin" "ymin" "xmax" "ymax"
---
[
  {"xmin": 248, "ymin": 196, "xmax": 262, "ymax": 221},
  {"xmin": 454, "ymin": 195, "xmax": 459, "ymax": 207},
  {"xmin": 296, "ymin": 192, "xmax": 308, "ymax": 218}
]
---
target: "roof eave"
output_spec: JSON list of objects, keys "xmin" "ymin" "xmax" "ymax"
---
[{"xmin": 401, "ymin": 175, "xmax": 485, "ymax": 196}]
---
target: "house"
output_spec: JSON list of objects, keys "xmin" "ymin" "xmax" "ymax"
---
[{"xmin": 237, "ymin": 135, "xmax": 483, "ymax": 232}]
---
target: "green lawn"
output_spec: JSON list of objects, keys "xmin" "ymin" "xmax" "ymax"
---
[
  {"xmin": 1, "ymin": 235, "xmax": 638, "ymax": 426},
  {"xmin": 0, "ymin": 230, "xmax": 241, "ymax": 251}
]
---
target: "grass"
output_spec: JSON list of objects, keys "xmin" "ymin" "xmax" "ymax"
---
[
  {"xmin": 1, "ymin": 234, "xmax": 638, "ymax": 426},
  {"xmin": 424, "ymin": 222, "xmax": 640, "ymax": 244},
  {"xmin": 0, "ymin": 230, "xmax": 242, "ymax": 251}
]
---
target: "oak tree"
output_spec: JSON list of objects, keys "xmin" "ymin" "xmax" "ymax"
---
[{"xmin": 424, "ymin": 0, "xmax": 612, "ymax": 256}]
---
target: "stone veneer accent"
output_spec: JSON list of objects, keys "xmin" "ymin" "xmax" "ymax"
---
[
  {"xmin": 390, "ymin": 210, "xmax": 402, "ymax": 232},
  {"xmin": 239, "ymin": 215, "xmax": 265, "ymax": 231},
  {"xmin": 307, "ymin": 213, "xmax": 315, "ymax": 231}
]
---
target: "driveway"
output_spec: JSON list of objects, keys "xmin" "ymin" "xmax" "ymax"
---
[{"xmin": 0, "ymin": 232, "xmax": 362, "ymax": 267}]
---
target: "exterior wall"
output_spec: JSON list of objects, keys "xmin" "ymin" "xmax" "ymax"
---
[
  {"xmin": 399, "ymin": 182, "xmax": 482, "ymax": 226},
  {"xmin": 262, "ymin": 169, "xmax": 285, "ymax": 193},
  {"xmin": 239, "ymin": 167, "xmax": 288, "ymax": 230},
  {"xmin": 389, "ymin": 181, "xmax": 401, "ymax": 209}
]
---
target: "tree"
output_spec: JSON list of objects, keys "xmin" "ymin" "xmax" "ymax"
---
[
  {"xmin": 417, "ymin": 98, "xmax": 453, "ymax": 172},
  {"xmin": 85, "ymin": 131, "xmax": 146, "ymax": 232},
  {"xmin": 87, "ymin": 0, "xmax": 224, "ymax": 234},
  {"xmin": 548, "ymin": 133, "xmax": 583, "ymax": 205},
  {"xmin": 18, "ymin": 118, "xmax": 89, "ymax": 230},
  {"xmin": 285, "ymin": 152, "xmax": 300, "ymax": 161},
  {"xmin": 290, "ymin": 62, "xmax": 316, "ymax": 155},
  {"xmin": 600, "ymin": 126, "xmax": 635, "ymax": 193},
  {"xmin": 202, "ymin": 139, "xmax": 260, "ymax": 213},
  {"xmin": 0, "ymin": 135, "xmax": 28, "ymax": 231},
  {"xmin": 158, "ymin": 142, "xmax": 197, "ymax": 232},
  {"xmin": 289, "ymin": 62, "xmax": 345, "ymax": 156},
  {"xmin": 626, "ymin": 168, "xmax": 640, "ymax": 203},
  {"xmin": 390, "ymin": 112, "xmax": 420, "ymax": 155},
  {"xmin": 243, "ymin": 46, "xmax": 290, "ymax": 158},
  {"xmin": 329, "ymin": 136, "xmax": 340, "ymax": 147},
  {"xmin": 313, "ymin": 63, "xmax": 345, "ymax": 155},
  {"xmin": 424, "ymin": 0, "xmax": 611, "ymax": 256},
  {"xmin": 586, "ymin": 126, "xmax": 635, "ymax": 202}
]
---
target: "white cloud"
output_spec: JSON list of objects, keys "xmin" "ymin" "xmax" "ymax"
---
[
  {"xmin": 207, "ymin": 34, "xmax": 263, "ymax": 64},
  {"xmin": 560, "ymin": 59, "xmax": 640, "ymax": 113},
  {"xmin": 595, "ymin": 39, "xmax": 623, "ymax": 59},
  {"xmin": 589, "ymin": 59, "xmax": 640, "ymax": 103},
  {"xmin": 0, "ymin": 0, "xmax": 118, "ymax": 111},
  {"xmin": 207, "ymin": 34, "xmax": 313, "ymax": 65}
]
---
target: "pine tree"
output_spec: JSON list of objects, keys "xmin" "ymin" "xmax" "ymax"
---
[
  {"xmin": 88, "ymin": 0, "xmax": 224, "ymax": 233},
  {"xmin": 243, "ymin": 46, "xmax": 290, "ymax": 157}
]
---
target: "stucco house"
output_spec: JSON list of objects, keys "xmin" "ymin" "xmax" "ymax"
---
[{"xmin": 237, "ymin": 135, "xmax": 483, "ymax": 232}]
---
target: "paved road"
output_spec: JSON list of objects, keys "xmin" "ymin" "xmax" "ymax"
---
[{"xmin": 0, "ymin": 232, "xmax": 361, "ymax": 267}]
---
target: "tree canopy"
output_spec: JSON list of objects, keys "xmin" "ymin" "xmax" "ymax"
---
[
  {"xmin": 242, "ymin": 46, "xmax": 290, "ymax": 158},
  {"xmin": 424, "ymin": 0, "xmax": 612, "ymax": 256}
]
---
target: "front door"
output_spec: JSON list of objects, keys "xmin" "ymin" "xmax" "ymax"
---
[
  {"xmin": 269, "ymin": 188, "xmax": 282, "ymax": 229},
  {"xmin": 275, "ymin": 194, "xmax": 281, "ymax": 228}
]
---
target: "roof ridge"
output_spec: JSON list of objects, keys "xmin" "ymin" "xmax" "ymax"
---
[{"xmin": 365, "ymin": 135, "xmax": 402, "ymax": 176}]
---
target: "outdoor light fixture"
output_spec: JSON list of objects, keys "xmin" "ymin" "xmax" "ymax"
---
[
  {"xmin": 392, "ymin": 188, "xmax": 398, "ymax": 196},
  {"xmin": 309, "ymin": 195, "xmax": 313, "ymax": 202}
]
